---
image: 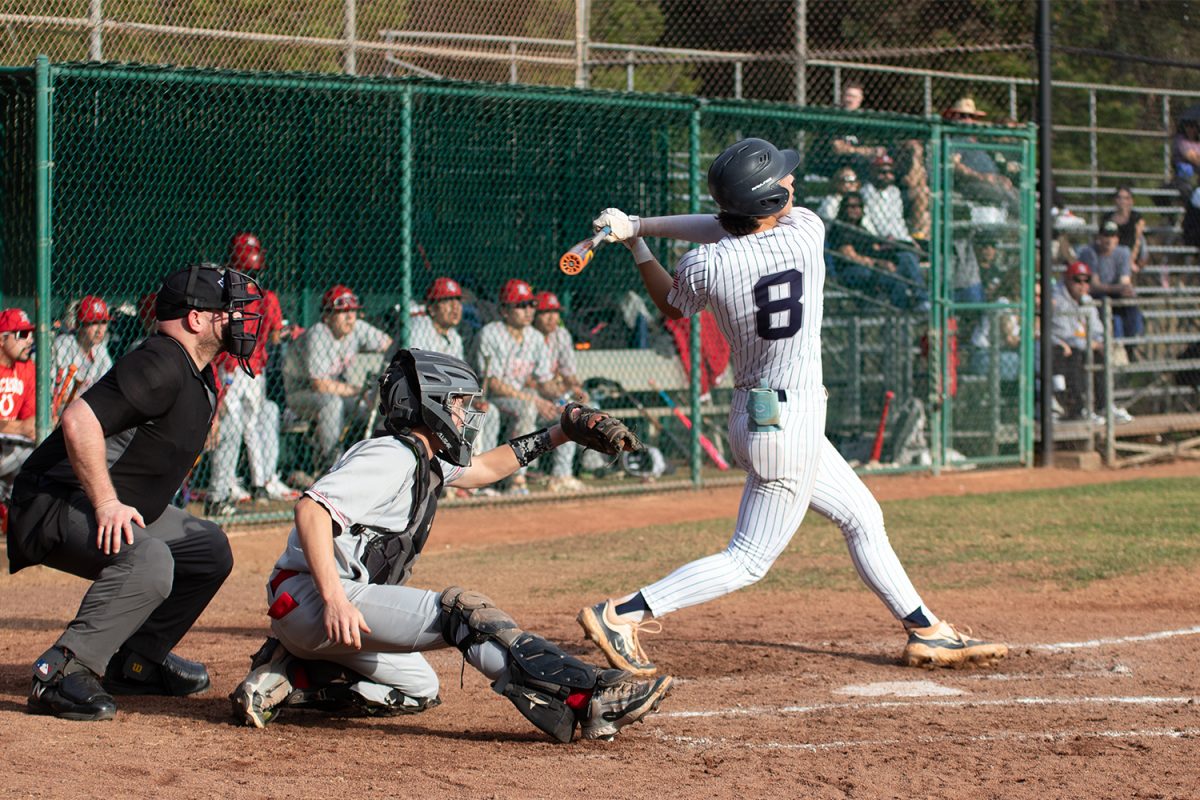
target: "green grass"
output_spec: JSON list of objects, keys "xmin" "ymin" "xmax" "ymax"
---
[{"xmin": 421, "ymin": 476, "xmax": 1200, "ymax": 598}]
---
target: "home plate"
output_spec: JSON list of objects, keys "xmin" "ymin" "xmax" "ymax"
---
[{"xmin": 834, "ymin": 680, "xmax": 966, "ymax": 697}]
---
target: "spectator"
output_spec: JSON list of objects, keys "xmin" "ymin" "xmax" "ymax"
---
[
  {"xmin": 1077, "ymin": 220, "xmax": 1144, "ymax": 343},
  {"xmin": 53, "ymin": 295, "xmax": 114, "ymax": 396},
  {"xmin": 207, "ymin": 233, "xmax": 298, "ymax": 516},
  {"xmin": 1050, "ymin": 261, "xmax": 1133, "ymax": 424},
  {"xmin": 1100, "ymin": 186, "xmax": 1148, "ymax": 273},
  {"xmin": 951, "ymin": 232, "xmax": 1000, "ymax": 304},
  {"xmin": 531, "ymin": 291, "xmax": 586, "ymax": 493},
  {"xmin": 943, "ymin": 98, "xmax": 1020, "ymax": 220},
  {"xmin": 827, "ymin": 192, "xmax": 929, "ymax": 310},
  {"xmin": 816, "ymin": 166, "xmax": 861, "ymax": 223},
  {"xmin": 0, "ymin": 308, "xmax": 37, "ymax": 530},
  {"xmin": 1170, "ymin": 113, "xmax": 1200, "ymax": 195},
  {"xmin": 818, "ymin": 81, "xmax": 889, "ymax": 178},
  {"xmin": 284, "ymin": 284, "xmax": 392, "ymax": 471},
  {"xmin": 966, "ymin": 264, "xmax": 1021, "ymax": 381},
  {"xmin": 409, "ymin": 276, "xmax": 500, "ymax": 464},
  {"xmin": 1185, "ymin": 184, "xmax": 1200, "ymax": 249},
  {"xmin": 861, "ymin": 154, "xmax": 918, "ymax": 248},
  {"xmin": 473, "ymin": 278, "xmax": 559, "ymax": 496}
]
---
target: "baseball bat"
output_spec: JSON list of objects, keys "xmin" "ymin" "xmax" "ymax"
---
[
  {"xmin": 558, "ymin": 226, "xmax": 610, "ymax": 276},
  {"xmin": 648, "ymin": 380, "xmax": 730, "ymax": 471},
  {"xmin": 52, "ymin": 364, "xmax": 78, "ymax": 417},
  {"xmin": 869, "ymin": 390, "xmax": 896, "ymax": 466}
]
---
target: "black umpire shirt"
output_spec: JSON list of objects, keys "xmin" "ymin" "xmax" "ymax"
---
[{"xmin": 20, "ymin": 334, "xmax": 218, "ymax": 526}]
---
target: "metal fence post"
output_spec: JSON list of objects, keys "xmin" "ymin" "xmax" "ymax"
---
[
  {"xmin": 34, "ymin": 56, "xmax": 54, "ymax": 441},
  {"xmin": 795, "ymin": 0, "xmax": 807, "ymax": 106},
  {"xmin": 1103, "ymin": 298, "xmax": 1115, "ymax": 465},
  {"xmin": 88, "ymin": 0, "xmax": 103, "ymax": 61},
  {"xmin": 575, "ymin": 0, "xmax": 590, "ymax": 89},
  {"xmin": 399, "ymin": 86, "xmax": 413, "ymax": 348},
  {"xmin": 344, "ymin": 0, "xmax": 357, "ymax": 76},
  {"xmin": 689, "ymin": 103, "xmax": 702, "ymax": 486}
]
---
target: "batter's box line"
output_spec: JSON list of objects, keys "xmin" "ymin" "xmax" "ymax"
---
[
  {"xmin": 662, "ymin": 694, "xmax": 1200, "ymax": 720},
  {"xmin": 1023, "ymin": 624, "xmax": 1200, "ymax": 652},
  {"xmin": 655, "ymin": 726, "xmax": 1200, "ymax": 753}
]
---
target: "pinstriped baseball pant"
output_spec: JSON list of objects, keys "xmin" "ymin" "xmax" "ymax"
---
[{"xmin": 639, "ymin": 390, "xmax": 926, "ymax": 621}]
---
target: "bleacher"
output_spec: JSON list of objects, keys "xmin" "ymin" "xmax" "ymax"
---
[{"xmin": 1049, "ymin": 183, "xmax": 1200, "ymax": 464}]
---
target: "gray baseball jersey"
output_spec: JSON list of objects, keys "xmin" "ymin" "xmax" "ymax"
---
[
  {"xmin": 409, "ymin": 314, "xmax": 464, "ymax": 360},
  {"xmin": 541, "ymin": 326, "xmax": 578, "ymax": 377},
  {"xmin": 52, "ymin": 334, "xmax": 113, "ymax": 393},
  {"xmin": 475, "ymin": 322, "xmax": 553, "ymax": 388}
]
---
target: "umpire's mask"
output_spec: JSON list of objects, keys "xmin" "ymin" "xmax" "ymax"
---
[{"xmin": 156, "ymin": 262, "xmax": 263, "ymax": 376}]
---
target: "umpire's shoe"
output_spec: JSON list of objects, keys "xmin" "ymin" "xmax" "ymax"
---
[
  {"xmin": 28, "ymin": 646, "xmax": 117, "ymax": 721},
  {"xmin": 578, "ymin": 600, "xmax": 660, "ymax": 677},
  {"xmin": 581, "ymin": 674, "xmax": 674, "ymax": 741},
  {"xmin": 901, "ymin": 621, "xmax": 1009, "ymax": 668},
  {"xmin": 104, "ymin": 647, "xmax": 211, "ymax": 696}
]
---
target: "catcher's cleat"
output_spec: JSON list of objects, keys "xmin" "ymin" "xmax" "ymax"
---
[
  {"xmin": 581, "ymin": 674, "xmax": 674, "ymax": 741},
  {"xmin": 577, "ymin": 600, "xmax": 660, "ymax": 677},
  {"xmin": 901, "ymin": 621, "xmax": 1009, "ymax": 668},
  {"xmin": 230, "ymin": 637, "xmax": 295, "ymax": 728}
]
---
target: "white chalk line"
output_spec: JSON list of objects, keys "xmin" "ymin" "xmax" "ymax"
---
[
  {"xmin": 663, "ymin": 694, "xmax": 1199, "ymax": 720},
  {"xmin": 656, "ymin": 726, "xmax": 1200, "ymax": 753},
  {"xmin": 1025, "ymin": 625, "xmax": 1200, "ymax": 652}
]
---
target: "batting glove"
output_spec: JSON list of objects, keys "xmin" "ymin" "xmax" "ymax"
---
[{"xmin": 593, "ymin": 208, "xmax": 641, "ymax": 242}]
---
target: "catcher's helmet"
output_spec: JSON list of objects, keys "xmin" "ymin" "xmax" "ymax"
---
[
  {"xmin": 707, "ymin": 137, "xmax": 800, "ymax": 218},
  {"xmin": 228, "ymin": 232, "xmax": 264, "ymax": 272},
  {"xmin": 378, "ymin": 348, "xmax": 483, "ymax": 466}
]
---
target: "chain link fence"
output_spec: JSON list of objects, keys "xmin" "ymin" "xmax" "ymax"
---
[{"xmin": 0, "ymin": 61, "xmax": 1034, "ymax": 523}]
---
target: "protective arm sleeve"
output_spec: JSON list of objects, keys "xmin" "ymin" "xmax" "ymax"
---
[{"xmin": 638, "ymin": 214, "xmax": 726, "ymax": 244}]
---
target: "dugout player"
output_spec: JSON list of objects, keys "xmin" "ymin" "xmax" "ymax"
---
[
  {"xmin": 230, "ymin": 348, "xmax": 671, "ymax": 743},
  {"xmin": 7, "ymin": 262, "xmax": 261, "ymax": 721},
  {"xmin": 578, "ymin": 138, "xmax": 1008, "ymax": 675}
]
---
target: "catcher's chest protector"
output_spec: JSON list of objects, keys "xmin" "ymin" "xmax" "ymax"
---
[{"xmin": 361, "ymin": 432, "xmax": 443, "ymax": 586}]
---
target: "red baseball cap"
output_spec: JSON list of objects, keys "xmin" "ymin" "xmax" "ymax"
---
[
  {"xmin": 1065, "ymin": 261, "xmax": 1092, "ymax": 279},
  {"xmin": 322, "ymin": 284, "xmax": 362, "ymax": 311},
  {"xmin": 872, "ymin": 154, "xmax": 895, "ymax": 168},
  {"xmin": 499, "ymin": 279, "xmax": 534, "ymax": 305},
  {"xmin": 535, "ymin": 291, "xmax": 561, "ymax": 312},
  {"xmin": 426, "ymin": 277, "xmax": 463, "ymax": 302},
  {"xmin": 76, "ymin": 295, "xmax": 110, "ymax": 324},
  {"xmin": 0, "ymin": 308, "xmax": 34, "ymax": 333}
]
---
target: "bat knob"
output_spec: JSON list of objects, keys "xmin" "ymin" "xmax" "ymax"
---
[{"xmin": 559, "ymin": 252, "xmax": 587, "ymax": 275}]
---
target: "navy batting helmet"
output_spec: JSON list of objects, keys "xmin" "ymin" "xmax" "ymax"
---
[{"xmin": 707, "ymin": 138, "xmax": 800, "ymax": 218}]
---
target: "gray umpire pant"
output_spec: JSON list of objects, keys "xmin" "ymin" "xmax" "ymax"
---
[{"xmin": 8, "ymin": 477, "xmax": 233, "ymax": 675}]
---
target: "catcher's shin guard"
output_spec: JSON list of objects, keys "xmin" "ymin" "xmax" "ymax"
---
[{"xmin": 438, "ymin": 586, "xmax": 629, "ymax": 743}]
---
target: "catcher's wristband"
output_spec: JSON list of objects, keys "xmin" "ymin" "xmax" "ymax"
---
[{"xmin": 509, "ymin": 428, "xmax": 555, "ymax": 467}]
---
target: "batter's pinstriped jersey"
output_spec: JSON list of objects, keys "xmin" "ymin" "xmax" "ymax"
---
[{"xmin": 666, "ymin": 208, "xmax": 825, "ymax": 393}]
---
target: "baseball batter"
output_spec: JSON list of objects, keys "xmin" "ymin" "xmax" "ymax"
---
[
  {"xmin": 578, "ymin": 138, "xmax": 1008, "ymax": 674},
  {"xmin": 231, "ymin": 349, "xmax": 671, "ymax": 743}
]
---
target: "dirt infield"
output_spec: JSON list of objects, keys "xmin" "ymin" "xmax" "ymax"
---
[{"xmin": 2, "ymin": 461, "xmax": 1199, "ymax": 799}]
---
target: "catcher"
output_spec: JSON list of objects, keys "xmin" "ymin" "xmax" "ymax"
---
[{"xmin": 231, "ymin": 348, "xmax": 669, "ymax": 743}]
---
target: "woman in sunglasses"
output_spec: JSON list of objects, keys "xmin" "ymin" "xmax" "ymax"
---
[{"xmin": 826, "ymin": 191, "xmax": 929, "ymax": 311}]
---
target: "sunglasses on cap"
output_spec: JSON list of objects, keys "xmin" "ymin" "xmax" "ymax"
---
[{"xmin": 329, "ymin": 296, "xmax": 360, "ymax": 311}]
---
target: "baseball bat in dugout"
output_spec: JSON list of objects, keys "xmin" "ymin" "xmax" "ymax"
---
[
  {"xmin": 648, "ymin": 380, "xmax": 730, "ymax": 471},
  {"xmin": 869, "ymin": 390, "xmax": 895, "ymax": 466},
  {"xmin": 52, "ymin": 364, "xmax": 78, "ymax": 416},
  {"xmin": 558, "ymin": 226, "xmax": 610, "ymax": 275}
]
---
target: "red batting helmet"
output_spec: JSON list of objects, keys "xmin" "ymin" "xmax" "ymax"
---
[
  {"xmin": 228, "ymin": 232, "xmax": 264, "ymax": 272},
  {"xmin": 76, "ymin": 295, "xmax": 110, "ymax": 324},
  {"xmin": 322, "ymin": 284, "xmax": 362, "ymax": 312},
  {"xmin": 535, "ymin": 291, "xmax": 561, "ymax": 312},
  {"xmin": 499, "ymin": 279, "xmax": 534, "ymax": 305},
  {"xmin": 426, "ymin": 277, "xmax": 463, "ymax": 302}
]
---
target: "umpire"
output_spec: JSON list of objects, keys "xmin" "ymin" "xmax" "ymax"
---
[{"xmin": 7, "ymin": 262, "xmax": 261, "ymax": 721}]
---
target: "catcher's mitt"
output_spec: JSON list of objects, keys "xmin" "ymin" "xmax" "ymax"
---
[{"xmin": 560, "ymin": 402, "xmax": 644, "ymax": 456}]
